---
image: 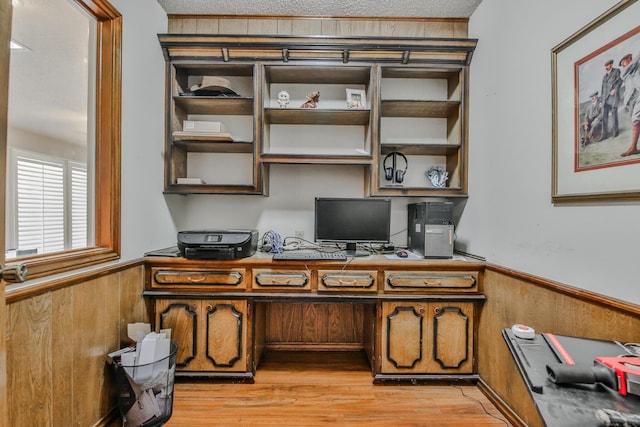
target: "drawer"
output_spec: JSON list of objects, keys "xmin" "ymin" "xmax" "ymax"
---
[
  {"xmin": 252, "ymin": 269, "xmax": 311, "ymax": 291},
  {"xmin": 384, "ymin": 271, "xmax": 478, "ymax": 292},
  {"xmin": 318, "ymin": 270, "xmax": 377, "ymax": 292},
  {"xmin": 152, "ymin": 268, "xmax": 247, "ymax": 290}
]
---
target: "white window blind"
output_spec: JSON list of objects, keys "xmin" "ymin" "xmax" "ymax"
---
[
  {"xmin": 6, "ymin": 150, "xmax": 88, "ymax": 258},
  {"xmin": 70, "ymin": 163, "xmax": 87, "ymax": 249}
]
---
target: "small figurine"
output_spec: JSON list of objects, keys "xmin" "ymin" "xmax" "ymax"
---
[
  {"xmin": 301, "ymin": 91, "xmax": 320, "ymax": 109},
  {"xmin": 426, "ymin": 165, "xmax": 449, "ymax": 188},
  {"xmin": 277, "ymin": 90, "xmax": 290, "ymax": 108}
]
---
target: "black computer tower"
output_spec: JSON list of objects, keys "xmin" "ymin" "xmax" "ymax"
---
[{"xmin": 407, "ymin": 202, "xmax": 454, "ymax": 258}]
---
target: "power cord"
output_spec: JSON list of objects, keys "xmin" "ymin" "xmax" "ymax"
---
[{"xmin": 261, "ymin": 230, "xmax": 284, "ymax": 253}]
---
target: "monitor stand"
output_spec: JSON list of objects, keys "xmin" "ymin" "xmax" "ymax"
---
[{"xmin": 344, "ymin": 242, "xmax": 370, "ymax": 257}]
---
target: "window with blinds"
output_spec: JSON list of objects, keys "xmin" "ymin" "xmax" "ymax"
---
[{"xmin": 6, "ymin": 150, "xmax": 88, "ymax": 259}]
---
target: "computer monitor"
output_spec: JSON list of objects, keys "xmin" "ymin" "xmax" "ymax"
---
[{"xmin": 314, "ymin": 197, "xmax": 391, "ymax": 257}]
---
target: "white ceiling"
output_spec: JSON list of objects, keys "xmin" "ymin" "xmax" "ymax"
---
[
  {"xmin": 155, "ymin": 0, "xmax": 483, "ymax": 18},
  {"xmin": 9, "ymin": 0, "xmax": 91, "ymax": 148}
]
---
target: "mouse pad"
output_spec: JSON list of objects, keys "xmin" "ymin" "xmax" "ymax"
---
[{"xmin": 384, "ymin": 251, "xmax": 422, "ymax": 260}]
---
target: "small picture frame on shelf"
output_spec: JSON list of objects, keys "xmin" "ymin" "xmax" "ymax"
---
[{"xmin": 346, "ymin": 88, "xmax": 366, "ymax": 109}]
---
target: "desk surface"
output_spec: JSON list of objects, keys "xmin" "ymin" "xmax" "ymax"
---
[{"xmin": 503, "ymin": 329, "xmax": 640, "ymax": 427}]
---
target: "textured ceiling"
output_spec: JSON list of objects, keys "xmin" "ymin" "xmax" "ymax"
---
[{"xmin": 155, "ymin": 0, "xmax": 483, "ymax": 18}]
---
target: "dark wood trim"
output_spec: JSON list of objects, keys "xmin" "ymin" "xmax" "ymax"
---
[
  {"xmin": 0, "ymin": 1, "xmax": 10, "ymax": 426},
  {"xmin": 5, "ymin": 258, "xmax": 143, "ymax": 303},
  {"xmin": 4, "ymin": 0, "xmax": 122, "ymax": 282},
  {"xmin": 9, "ymin": 248, "xmax": 119, "ymax": 280},
  {"xmin": 158, "ymin": 34, "xmax": 477, "ymax": 66},
  {"xmin": 477, "ymin": 378, "xmax": 527, "ymax": 427},
  {"xmin": 486, "ymin": 262, "xmax": 640, "ymax": 316},
  {"xmin": 167, "ymin": 14, "xmax": 471, "ymax": 24}
]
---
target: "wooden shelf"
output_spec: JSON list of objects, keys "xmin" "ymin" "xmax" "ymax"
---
[
  {"xmin": 381, "ymin": 100, "xmax": 460, "ymax": 118},
  {"xmin": 260, "ymin": 153, "xmax": 372, "ymax": 165},
  {"xmin": 265, "ymin": 66, "xmax": 372, "ymax": 85},
  {"xmin": 380, "ymin": 143, "xmax": 460, "ymax": 156},
  {"xmin": 164, "ymin": 184, "xmax": 263, "ymax": 195},
  {"xmin": 173, "ymin": 96, "xmax": 254, "ymax": 115},
  {"xmin": 173, "ymin": 140, "xmax": 254, "ymax": 153},
  {"xmin": 265, "ymin": 108, "xmax": 370, "ymax": 125}
]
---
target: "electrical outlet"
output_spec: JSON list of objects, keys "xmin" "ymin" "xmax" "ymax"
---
[{"xmin": 294, "ymin": 230, "xmax": 304, "ymax": 239}]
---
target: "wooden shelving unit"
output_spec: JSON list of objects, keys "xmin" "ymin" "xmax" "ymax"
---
[{"xmin": 159, "ymin": 35, "xmax": 476, "ymax": 197}]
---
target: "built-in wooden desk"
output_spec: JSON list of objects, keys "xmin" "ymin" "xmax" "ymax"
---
[{"xmin": 143, "ymin": 253, "xmax": 485, "ymax": 382}]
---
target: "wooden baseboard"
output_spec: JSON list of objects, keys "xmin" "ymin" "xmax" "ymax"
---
[
  {"xmin": 477, "ymin": 378, "xmax": 527, "ymax": 427},
  {"xmin": 92, "ymin": 406, "xmax": 120, "ymax": 427}
]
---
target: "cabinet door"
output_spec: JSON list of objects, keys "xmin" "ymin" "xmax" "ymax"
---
[
  {"xmin": 431, "ymin": 302, "xmax": 474, "ymax": 373},
  {"xmin": 155, "ymin": 298, "xmax": 250, "ymax": 373},
  {"xmin": 380, "ymin": 301, "xmax": 474, "ymax": 374},
  {"xmin": 203, "ymin": 300, "xmax": 249, "ymax": 372},
  {"xmin": 380, "ymin": 301, "xmax": 431, "ymax": 373},
  {"xmin": 156, "ymin": 299, "xmax": 199, "ymax": 369}
]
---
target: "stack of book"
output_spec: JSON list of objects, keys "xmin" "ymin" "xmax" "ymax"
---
[{"xmin": 172, "ymin": 120, "xmax": 233, "ymax": 141}]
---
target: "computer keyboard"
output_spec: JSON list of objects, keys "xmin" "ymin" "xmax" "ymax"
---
[{"xmin": 272, "ymin": 251, "xmax": 347, "ymax": 261}]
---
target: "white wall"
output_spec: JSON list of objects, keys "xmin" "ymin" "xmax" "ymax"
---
[
  {"xmin": 115, "ymin": 0, "xmax": 640, "ymax": 305},
  {"xmin": 112, "ymin": 1, "xmax": 418, "ymax": 262},
  {"xmin": 111, "ymin": 0, "xmax": 181, "ymax": 260},
  {"xmin": 463, "ymin": 0, "xmax": 640, "ymax": 304}
]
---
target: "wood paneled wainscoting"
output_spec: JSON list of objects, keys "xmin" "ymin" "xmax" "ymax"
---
[
  {"xmin": 476, "ymin": 264, "xmax": 640, "ymax": 427},
  {"xmin": 4, "ymin": 261, "xmax": 147, "ymax": 427}
]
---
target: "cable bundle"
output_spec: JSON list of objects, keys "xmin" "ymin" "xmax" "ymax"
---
[{"xmin": 262, "ymin": 230, "xmax": 284, "ymax": 253}]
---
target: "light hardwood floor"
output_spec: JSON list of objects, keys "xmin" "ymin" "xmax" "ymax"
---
[{"xmin": 165, "ymin": 351, "xmax": 511, "ymax": 426}]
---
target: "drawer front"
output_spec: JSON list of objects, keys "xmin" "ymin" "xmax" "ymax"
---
[
  {"xmin": 252, "ymin": 269, "xmax": 311, "ymax": 291},
  {"xmin": 318, "ymin": 270, "xmax": 377, "ymax": 292},
  {"xmin": 152, "ymin": 269, "xmax": 247, "ymax": 290},
  {"xmin": 384, "ymin": 271, "xmax": 478, "ymax": 292}
]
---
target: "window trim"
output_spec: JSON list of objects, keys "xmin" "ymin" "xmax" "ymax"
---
[{"xmin": 6, "ymin": 0, "xmax": 121, "ymax": 280}]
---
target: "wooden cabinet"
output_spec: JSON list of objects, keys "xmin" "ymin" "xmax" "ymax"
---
[
  {"xmin": 373, "ymin": 66, "xmax": 469, "ymax": 197},
  {"xmin": 158, "ymin": 35, "xmax": 476, "ymax": 197},
  {"xmin": 163, "ymin": 63, "xmax": 262, "ymax": 194},
  {"xmin": 379, "ymin": 301, "xmax": 474, "ymax": 376},
  {"xmin": 154, "ymin": 298, "xmax": 252, "ymax": 376},
  {"xmin": 144, "ymin": 255, "xmax": 483, "ymax": 380},
  {"xmin": 261, "ymin": 65, "xmax": 373, "ymax": 164}
]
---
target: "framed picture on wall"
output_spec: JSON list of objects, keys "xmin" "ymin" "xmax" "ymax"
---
[
  {"xmin": 552, "ymin": 0, "xmax": 640, "ymax": 202},
  {"xmin": 346, "ymin": 88, "xmax": 366, "ymax": 109}
]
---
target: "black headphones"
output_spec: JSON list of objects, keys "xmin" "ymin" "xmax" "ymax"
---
[{"xmin": 383, "ymin": 151, "xmax": 408, "ymax": 183}]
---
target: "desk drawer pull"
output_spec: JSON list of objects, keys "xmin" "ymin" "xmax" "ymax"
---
[
  {"xmin": 386, "ymin": 273, "xmax": 476, "ymax": 289},
  {"xmin": 255, "ymin": 272, "xmax": 308, "ymax": 287},
  {"xmin": 154, "ymin": 270, "xmax": 244, "ymax": 286},
  {"xmin": 321, "ymin": 273, "xmax": 375, "ymax": 289}
]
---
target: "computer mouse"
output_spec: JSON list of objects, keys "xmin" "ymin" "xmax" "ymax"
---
[{"xmin": 396, "ymin": 250, "xmax": 408, "ymax": 258}]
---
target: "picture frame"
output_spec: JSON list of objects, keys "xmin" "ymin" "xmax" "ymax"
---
[
  {"xmin": 346, "ymin": 88, "xmax": 366, "ymax": 109},
  {"xmin": 552, "ymin": 0, "xmax": 640, "ymax": 203}
]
